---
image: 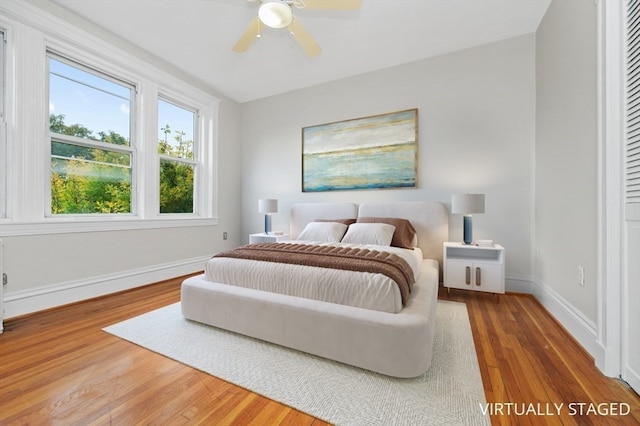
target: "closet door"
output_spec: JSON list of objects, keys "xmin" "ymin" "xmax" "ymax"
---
[{"xmin": 623, "ymin": 0, "xmax": 640, "ymax": 394}]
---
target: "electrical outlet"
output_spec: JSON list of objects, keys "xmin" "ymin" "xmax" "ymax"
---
[
  {"xmin": 223, "ymin": 232, "xmax": 228, "ymax": 240},
  {"xmin": 578, "ymin": 266, "xmax": 585, "ymax": 287}
]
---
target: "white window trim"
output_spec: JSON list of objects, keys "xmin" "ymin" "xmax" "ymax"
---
[
  {"xmin": 0, "ymin": 26, "xmax": 7, "ymax": 220},
  {"xmin": 0, "ymin": 15, "xmax": 17, "ymax": 224},
  {"xmin": 0, "ymin": 0, "xmax": 220, "ymax": 236}
]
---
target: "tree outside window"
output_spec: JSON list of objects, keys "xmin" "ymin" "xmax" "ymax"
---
[
  {"xmin": 48, "ymin": 57, "xmax": 199, "ymax": 216},
  {"xmin": 48, "ymin": 56, "xmax": 133, "ymax": 215},
  {"xmin": 158, "ymin": 99, "xmax": 197, "ymax": 214}
]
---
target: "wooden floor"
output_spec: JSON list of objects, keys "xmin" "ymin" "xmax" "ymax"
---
[{"xmin": 0, "ymin": 277, "xmax": 638, "ymax": 425}]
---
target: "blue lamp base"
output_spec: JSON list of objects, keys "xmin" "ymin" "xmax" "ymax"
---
[
  {"xmin": 463, "ymin": 215, "xmax": 473, "ymax": 245},
  {"xmin": 264, "ymin": 214, "xmax": 271, "ymax": 235}
]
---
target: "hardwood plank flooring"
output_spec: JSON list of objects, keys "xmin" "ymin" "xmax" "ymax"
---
[{"xmin": 0, "ymin": 277, "xmax": 638, "ymax": 425}]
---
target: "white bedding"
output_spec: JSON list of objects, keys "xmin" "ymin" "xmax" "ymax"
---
[{"xmin": 205, "ymin": 242, "xmax": 424, "ymax": 314}]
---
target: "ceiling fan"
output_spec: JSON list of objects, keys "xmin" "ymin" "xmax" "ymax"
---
[{"xmin": 233, "ymin": 0, "xmax": 362, "ymax": 57}]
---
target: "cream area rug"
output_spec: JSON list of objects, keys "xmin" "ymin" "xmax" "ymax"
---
[{"xmin": 104, "ymin": 300, "xmax": 489, "ymax": 425}]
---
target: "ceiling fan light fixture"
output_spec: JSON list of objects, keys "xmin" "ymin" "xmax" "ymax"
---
[{"xmin": 259, "ymin": 1, "xmax": 293, "ymax": 29}]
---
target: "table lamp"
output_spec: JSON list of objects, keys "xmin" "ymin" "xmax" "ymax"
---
[
  {"xmin": 451, "ymin": 194, "xmax": 485, "ymax": 245},
  {"xmin": 258, "ymin": 198, "xmax": 278, "ymax": 235}
]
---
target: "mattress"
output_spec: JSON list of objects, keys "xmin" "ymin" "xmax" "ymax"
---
[{"xmin": 204, "ymin": 242, "xmax": 424, "ymax": 314}]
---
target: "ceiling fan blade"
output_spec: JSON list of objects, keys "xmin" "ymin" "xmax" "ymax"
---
[
  {"xmin": 298, "ymin": 0, "xmax": 362, "ymax": 10},
  {"xmin": 232, "ymin": 17, "xmax": 261, "ymax": 52},
  {"xmin": 290, "ymin": 19, "xmax": 321, "ymax": 57}
]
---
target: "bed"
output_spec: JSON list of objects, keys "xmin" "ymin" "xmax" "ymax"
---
[{"xmin": 181, "ymin": 201, "xmax": 449, "ymax": 378}]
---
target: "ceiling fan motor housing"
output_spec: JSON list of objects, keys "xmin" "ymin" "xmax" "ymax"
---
[
  {"xmin": 234, "ymin": 0, "xmax": 361, "ymax": 56},
  {"xmin": 259, "ymin": 0, "xmax": 293, "ymax": 28}
]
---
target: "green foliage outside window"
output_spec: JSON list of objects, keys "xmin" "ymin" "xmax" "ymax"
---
[
  {"xmin": 158, "ymin": 123, "xmax": 194, "ymax": 214},
  {"xmin": 159, "ymin": 159, "xmax": 194, "ymax": 213},
  {"xmin": 50, "ymin": 114, "xmax": 195, "ymax": 214}
]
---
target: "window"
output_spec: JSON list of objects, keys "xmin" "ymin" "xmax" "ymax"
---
[
  {"xmin": 48, "ymin": 55, "xmax": 134, "ymax": 215},
  {"xmin": 0, "ymin": 8, "xmax": 218, "ymax": 235},
  {"xmin": 0, "ymin": 29, "xmax": 6, "ymax": 218},
  {"xmin": 158, "ymin": 99, "xmax": 197, "ymax": 214}
]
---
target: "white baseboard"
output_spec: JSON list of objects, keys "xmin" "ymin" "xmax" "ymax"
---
[
  {"xmin": 505, "ymin": 274, "xmax": 534, "ymax": 293},
  {"xmin": 507, "ymin": 275, "xmax": 609, "ymax": 375},
  {"xmin": 3, "ymin": 256, "xmax": 209, "ymax": 319},
  {"xmin": 531, "ymin": 278, "xmax": 603, "ymax": 363}
]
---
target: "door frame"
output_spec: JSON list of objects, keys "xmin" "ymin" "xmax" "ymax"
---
[
  {"xmin": 596, "ymin": 0, "xmax": 623, "ymax": 379},
  {"xmin": 597, "ymin": 0, "xmax": 639, "ymax": 394}
]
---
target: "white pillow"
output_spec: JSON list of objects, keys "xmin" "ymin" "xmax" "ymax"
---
[
  {"xmin": 297, "ymin": 222, "xmax": 348, "ymax": 242},
  {"xmin": 341, "ymin": 223, "xmax": 396, "ymax": 246}
]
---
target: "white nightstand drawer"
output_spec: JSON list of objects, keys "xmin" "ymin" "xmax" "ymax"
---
[{"xmin": 445, "ymin": 259, "xmax": 503, "ymax": 293}]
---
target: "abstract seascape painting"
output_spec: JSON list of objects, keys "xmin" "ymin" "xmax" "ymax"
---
[{"xmin": 302, "ymin": 109, "xmax": 418, "ymax": 192}]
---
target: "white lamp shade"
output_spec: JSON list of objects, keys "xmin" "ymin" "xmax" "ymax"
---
[
  {"xmin": 451, "ymin": 194, "xmax": 485, "ymax": 215},
  {"xmin": 258, "ymin": 198, "xmax": 278, "ymax": 214},
  {"xmin": 259, "ymin": 1, "xmax": 293, "ymax": 28}
]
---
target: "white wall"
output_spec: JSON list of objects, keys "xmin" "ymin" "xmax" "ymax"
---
[
  {"xmin": 535, "ymin": 0, "xmax": 598, "ymax": 338},
  {"xmin": 240, "ymin": 35, "xmax": 536, "ymax": 287},
  {"xmin": 0, "ymin": 1, "xmax": 244, "ymax": 318}
]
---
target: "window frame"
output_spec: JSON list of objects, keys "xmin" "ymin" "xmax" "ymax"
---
[
  {"xmin": 0, "ymin": 6, "xmax": 219, "ymax": 236},
  {"xmin": 157, "ymin": 96, "xmax": 199, "ymax": 216},
  {"xmin": 46, "ymin": 52, "xmax": 137, "ymax": 217},
  {"xmin": 0, "ymin": 28, "xmax": 6, "ymax": 220}
]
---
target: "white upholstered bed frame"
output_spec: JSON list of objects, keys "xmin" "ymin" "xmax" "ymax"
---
[{"xmin": 181, "ymin": 201, "xmax": 448, "ymax": 378}]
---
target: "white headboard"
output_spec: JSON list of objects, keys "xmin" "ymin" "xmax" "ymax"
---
[{"xmin": 289, "ymin": 201, "xmax": 449, "ymax": 265}]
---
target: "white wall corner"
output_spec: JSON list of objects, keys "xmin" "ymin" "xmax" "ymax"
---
[
  {"xmin": 505, "ymin": 274, "xmax": 534, "ymax": 293},
  {"xmin": 3, "ymin": 256, "xmax": 207, "ymax": 319},
  {"xmin": 531, "ymin": 278, "xmax": 604, "ymax": 365}
]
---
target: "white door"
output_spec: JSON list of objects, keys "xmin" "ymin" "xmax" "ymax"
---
[{"xmin": 623, "ymin": 0, "xmax": 640, "ymax": 394}]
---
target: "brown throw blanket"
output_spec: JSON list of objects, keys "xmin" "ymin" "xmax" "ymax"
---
[{"xmin": 213, "ymin": 243, "xmax": 415, "ymax": 306}]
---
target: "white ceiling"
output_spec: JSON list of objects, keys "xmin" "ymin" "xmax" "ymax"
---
[{"xmin": 48, "ymin": 0, "xmax": 550, "ymax": 103}]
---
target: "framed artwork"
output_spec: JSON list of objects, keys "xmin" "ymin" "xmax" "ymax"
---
[{"xmin": 302, "ymin": 109, "xmax": 418, "ymax": 192}]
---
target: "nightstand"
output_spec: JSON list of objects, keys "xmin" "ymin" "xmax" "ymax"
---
[
  {"xmin": 249, "ymin": 233, "xmax": 289, "ymax": 244},
  {"xmin": 443, "ymin": 242, "xmax": 505, "ymax": 302}
]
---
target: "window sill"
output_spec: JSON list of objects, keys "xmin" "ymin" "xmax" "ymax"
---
[{"xmin": 0, "ymin": 216, "xmax": 219, "ymax": 236}]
